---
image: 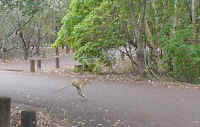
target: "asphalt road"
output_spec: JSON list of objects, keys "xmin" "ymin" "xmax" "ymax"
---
[{"xmin": 0, "ymin": 71, "xmax": 200, "ymax": 127}]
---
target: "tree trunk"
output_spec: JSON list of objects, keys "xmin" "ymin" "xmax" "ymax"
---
[
  {"xmin": 144, "ymin": 19, "xmax": 159, "ymax": 73},
  {"xmin": 167, "ymin": 0, "xmax": 178, "ymax": 72},
  {"xmin": 24, "ymin": 48, "xmax": 29, "ymax": 60},
  {"xmin": 136, "ymin": 0, "xmax": 146, "ymax": 76},
  {"xmin": 127, "ymin": 53, "xmax": 137, "ymax": 72},
  {"xmin": 173, "ymin": 0, "xmax": 178, "ymax": 34},
  {"xmin": 191, "ymin": 0, "xmax": 198, "ymax": 44},
  {"xmin": 66, "ymin": 46, "xmax": 70, "ymax": 54},
  {"xmin": 151, "ymin": 0, "xmax": 158, "ymax": 31},
  {"xmin": 128, "ymin": 0, "xmax": 146, "ymax": 77},
  {"xmin": 56, "ymin": 56, "xmax": 60, "ymax": 68},
  {"xmin": 62, "ymin": 44, "xmax": 64, "ymax": 50},
  {"xmin": 192, "ymin": 0, "xmax": 196, "ymax": 25},
  {"xmin": 18, "ymin": 31, "xmax": 30, "ymax": 60},
  {"xmin": 56, "ymin": 47, "xmax": 59, "ymax": 56}
]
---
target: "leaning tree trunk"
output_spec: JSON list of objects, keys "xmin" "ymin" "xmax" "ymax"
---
[{"xmin": 18, "ymin": 31, "xmax": 30, "ymax": 60}]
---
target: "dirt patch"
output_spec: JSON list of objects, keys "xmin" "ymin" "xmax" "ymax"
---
[{"xmin": 11, "ymin": 103, "xmax": 70, "ymax": 127}]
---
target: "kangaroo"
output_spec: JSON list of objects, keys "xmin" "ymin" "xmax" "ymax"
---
[
  {"xmin": 56, "ymin": 78, "xmax": 89, "ymax": 98},
  {"xmin": 72, "ymin": 78, "xmax": 89, "ymax": 98},
  {"xmin": 55, "ymin": 78, "xmax": 90, "ymax": 98}
]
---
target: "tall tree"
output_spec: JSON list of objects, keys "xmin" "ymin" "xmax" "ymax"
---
[{"xmin": 54, "ymin": 0, "xmax": 200, "ymax": 82}]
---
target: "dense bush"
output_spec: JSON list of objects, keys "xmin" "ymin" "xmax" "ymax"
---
[{"xmin": 160, "ymin": 25, "xmax": 200, "ymax": 83}]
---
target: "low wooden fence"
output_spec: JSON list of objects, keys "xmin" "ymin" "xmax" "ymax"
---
[
  {"xmin": 30, "ymin": 56, "xmax": 60, "ymax": 72},
  {"xmin": 0, "ymin": 97, "xmax": 36, "ymax": 127}
]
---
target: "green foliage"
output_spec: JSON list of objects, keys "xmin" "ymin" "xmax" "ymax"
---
[
  {"xmin": 0, "ymin": 0, "xmax": 41, "ymax": 16},
  {"xmin": 20, "ymin": 0, "xmax": 41, "ymax": 16},
  {"xmin": 160, "ymin": 26, "xmax": 200, "ymax": 82},
  {"xmin": 55, "ymin": 0, "xmax": 200, "ymax": 82},
  {"xmin": 54, "ymin": 0, "xmax": 129, "ymax": 69}
]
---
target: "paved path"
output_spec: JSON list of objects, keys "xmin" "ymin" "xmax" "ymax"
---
[{"xmin": 0, "ymin": 71, "xmax": 200, "ymax": 127}]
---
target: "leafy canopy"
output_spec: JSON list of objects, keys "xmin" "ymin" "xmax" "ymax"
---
[{"xmin": 54, "ymin": 0, "xmax": 130, "ymax": 66}]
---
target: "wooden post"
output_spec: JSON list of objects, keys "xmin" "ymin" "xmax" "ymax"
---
[
  {"xmin": 56, "ymin": 56, "xmax": 60, "ymax": 68},
  {"xmin": 37, "ymin": 59, "xmax": 41, "ymax": 71},
  {"xmin": 21, "ymin": 110, "xmax": 36, "ymax": 127},
  {"xmin": 56, "ymin": 47, "xmax": 59, "ymax": 56},
  {"xmin": 0, "ymin": 97, "xmax": 11, "ymax": 127},
  {"xmin": 30, "ymin": 59, "xmax": 35, "ymax": 72},
  {"xmin": 2, "ymin": 53, "xmax": 6, "ymax": 63},
  {"xmin": 2, "ymin": 48, "xmax": 7, "ymax": 63}
]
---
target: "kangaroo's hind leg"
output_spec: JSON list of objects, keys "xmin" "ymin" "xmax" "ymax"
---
[{"xmin": 76, "ymin": 87, "xmax": 85, "ymax": 98}]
